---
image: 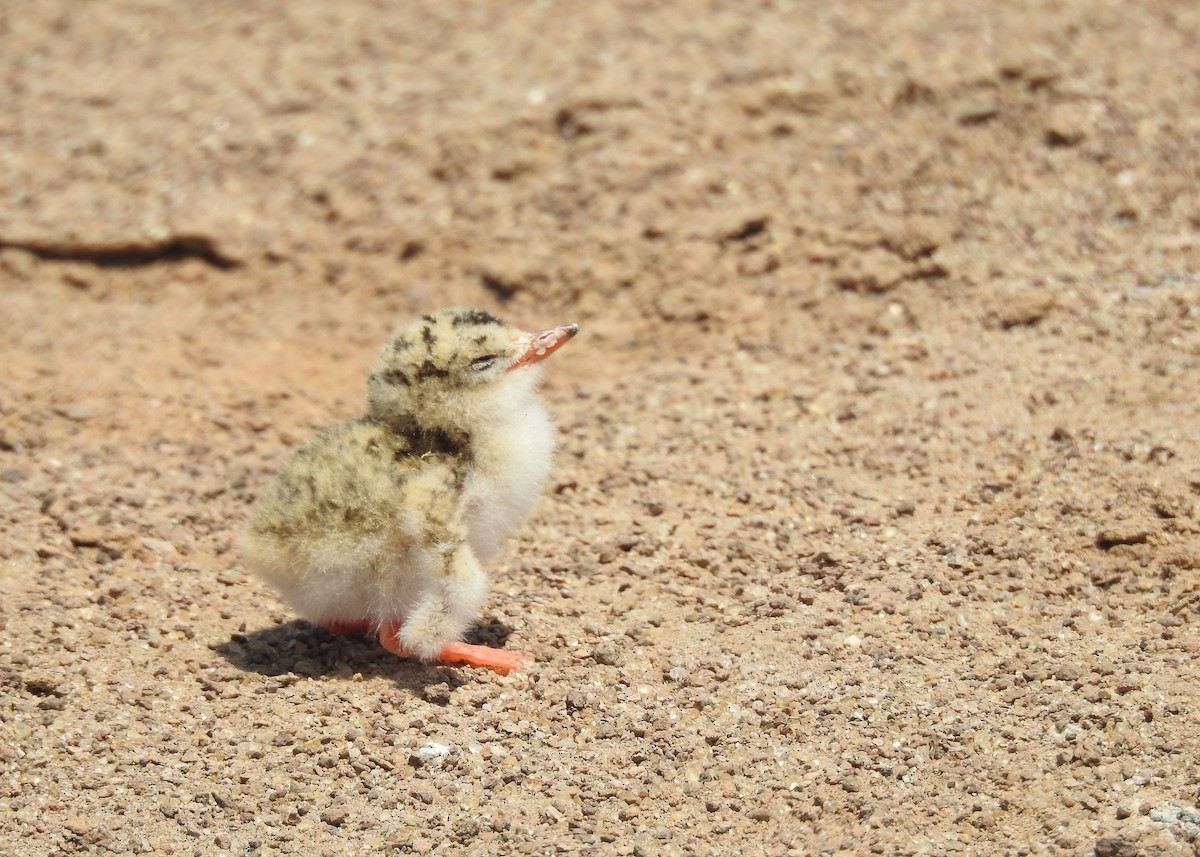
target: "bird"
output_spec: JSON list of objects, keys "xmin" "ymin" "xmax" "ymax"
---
[{"xmin": 241, "ymin": 307, "xmax": 578, "ymax": 674}]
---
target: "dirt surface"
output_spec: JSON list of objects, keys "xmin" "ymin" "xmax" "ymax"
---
[{"xmin": 2, "ymin": 2, "xmax": 1199, "ymax": 854}]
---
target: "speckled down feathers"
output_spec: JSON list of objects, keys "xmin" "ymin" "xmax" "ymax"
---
[
  {"xmin": 248, "ymin": 418, "xmax": 466, "ymax": 545},
  {"xmin": 241, "ymin": 308, "xmax": 562, "ymax": 659}
]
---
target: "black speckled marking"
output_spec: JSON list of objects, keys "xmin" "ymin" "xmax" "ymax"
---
[
  {"xmin": 423, "ymin": 427, "xmax": 470, "ymax": 458},
  {"xmin": 415, "ymin": 359, "xmax": 449, "ymax": 381},
  {"xmin": 452, "ymin": 308, "xmax": 503, "ymax": 328},
  {"xmin": 391, "ymin": 334, "xmax": 414, "ymax": 353},
  {"xmin": 378, "ymin": 368, "xmax": 411, "ymax": 387},
  {"xmin": 379, "ymin": 415, "xmax": 472, "ymax": 462},
  {"xmin": 421, "ymin": 324, "xmax": 436, "ymax": 349}
]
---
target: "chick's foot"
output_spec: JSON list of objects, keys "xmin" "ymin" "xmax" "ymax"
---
[
  {"xmin": 379, "ymin": 620, "xmax": 527, "ymax": 675},
  {"xmin": 438, "ymin": 641, "xmax": 527, "ymax": 674}
]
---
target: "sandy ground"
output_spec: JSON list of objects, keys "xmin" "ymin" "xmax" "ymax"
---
[{"xmin": 2, "ymin": 1, "xmax": 1199, "ymax": 854}]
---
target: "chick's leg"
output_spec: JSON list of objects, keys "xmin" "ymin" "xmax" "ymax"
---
[
  {"xmin": 394, "ymin": 543, "xmax": 486, "ymax": 660},
  {"xmin": 378, "ymin": 544, "xmax": 527, "ymax": 674},
  {"xmin": 379, "ymin": 620, "xmax": 526, "ymax": 675}
]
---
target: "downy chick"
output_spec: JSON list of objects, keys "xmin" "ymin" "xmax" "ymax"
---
[{"xmin": 242, "ymin": 307, "xmax": 577, "ymax": 673}]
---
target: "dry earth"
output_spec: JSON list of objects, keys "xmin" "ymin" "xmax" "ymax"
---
[{"xmin": 2, "ymin": 1, "xmax": 1199, "ymax": 855}]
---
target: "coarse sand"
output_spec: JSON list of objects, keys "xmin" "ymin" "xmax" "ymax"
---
[{"xmin": 2, "ymin": 2, "xmax": 1199, "ymax": 855}]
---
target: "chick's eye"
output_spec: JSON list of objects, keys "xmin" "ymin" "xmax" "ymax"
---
[{"xmin": 471, "ymin": 355, "xmax": 499, "ymax": 371}]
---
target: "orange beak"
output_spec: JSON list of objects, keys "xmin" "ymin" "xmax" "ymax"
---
[{"xmin": 507, "ymin": 324, "xmax": 579, "ymax": 372}]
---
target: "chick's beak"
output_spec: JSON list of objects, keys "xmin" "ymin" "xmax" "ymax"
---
[{"xmin": 507, "ymin": 324, "xmax": 579, "ymax": 372}]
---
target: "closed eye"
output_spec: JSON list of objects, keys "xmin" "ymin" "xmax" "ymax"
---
[{"xmin": 471, "ymin": 354, "xmax": 499, "ymax": 371}]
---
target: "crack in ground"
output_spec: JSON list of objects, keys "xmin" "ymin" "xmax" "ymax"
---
[{"xmin": 0, "ymin": 236, "xmax": 241, "ymax": 270}]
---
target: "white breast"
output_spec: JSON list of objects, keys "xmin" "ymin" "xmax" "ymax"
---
[{"xmin": 463, "ymin": 387, "xmax": 556, "ymax": 562}]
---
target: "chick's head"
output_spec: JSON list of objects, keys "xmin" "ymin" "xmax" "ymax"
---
[{"xmin": 366, "ymin": 307, "xmax": 575, "ymax": 435}]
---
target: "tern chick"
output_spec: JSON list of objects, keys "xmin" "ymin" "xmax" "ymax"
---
[{"xmin": 242, "ymin": 307, "xmax": 577, "ymax": 673}]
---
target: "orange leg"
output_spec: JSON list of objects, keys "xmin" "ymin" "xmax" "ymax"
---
[{"xmin": 378, "ymin": 620, "xmax": 527, "ymax": 675}]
